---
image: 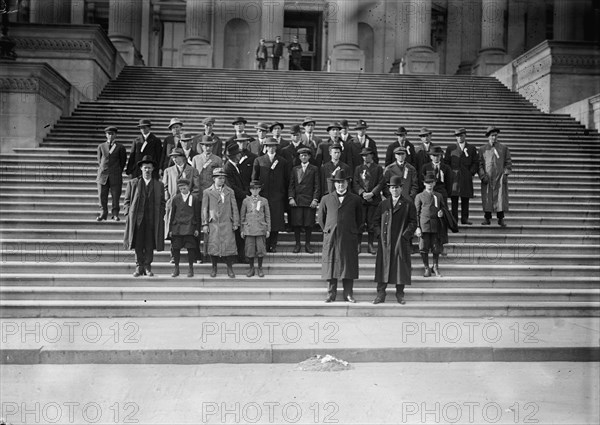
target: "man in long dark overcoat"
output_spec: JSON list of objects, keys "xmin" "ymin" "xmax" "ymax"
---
[
  {"xmin": 123, "ymin": 155, "xmax": 165, "ymax": 277},
  {"xmin": 373, "ymin": 175, "xmax": 418, "ymax": 305},
  {"xmin": 317, "ymin": 169, "xmax": 363, "ymax": 303}
]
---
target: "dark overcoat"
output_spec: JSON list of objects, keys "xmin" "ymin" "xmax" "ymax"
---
[
  {"xmin": 123, "ymin": 177, "xmax": 166, "ymax": 251},
  {"xmin": 421, "ymin": 162, "xmax": 453, "ymax": 200},
  {"xmin": 252, "ymin": 154, "xmax": 289, "ymax": 232},
  {"xmin": 317, "ymin": 191, "xmax": 363, "ymax": 280},
  {"xmin": 380, "ymin": 162, "xmax": 418, "ymax": 201},
  {"xmin": 385, "ymin": 139, "xmax": 416, "ymax": 167},
  {"xmin": 444, "ymin": 142, "xmax": 479, "ymax": 198},
  {"xmin": 478, "ymin": 142, "xmax": 512, "ymax": 212},
  {"xmin": 353, "ymin": 163, "xmax": 384, "ymax": 206},
  {"xmin": 374, "ymin": 196, "xmax": 418, "ymax": 285},
  {"xmin": 169, "ymin": 193, "xmax": 202, "ymax": 236}
]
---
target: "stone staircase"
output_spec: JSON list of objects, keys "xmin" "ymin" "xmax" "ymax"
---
[{"xmin": 1, "ymin": 66, "xmax": 599, "ymax": 318}]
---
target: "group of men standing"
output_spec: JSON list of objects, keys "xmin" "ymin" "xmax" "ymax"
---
[
  {"xmin": 255, "ymin": 35, "xmax": 303, "ymax": 70},
  {"xmin": 96, "ymin": 116, "xmax": 512, "ymax": 303}
]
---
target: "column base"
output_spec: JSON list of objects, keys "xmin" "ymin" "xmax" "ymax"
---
[
  {"xmin": 472, "ymin": 49, "xmax": 511, "ymax": 76},
  {"xmin": 404, "ymin": 47, "xmax": 440, "ymax": 75},
  {"xmin": 110, "ymin": 36, "xmax": 144, "ymax": 66},
  {"xmin": 330, "ymin": 44, "xmax": 365, "ymax": 73},
  {"xmin": 180, "ymin": 40, "xmax": 213, "ymax": 68}
]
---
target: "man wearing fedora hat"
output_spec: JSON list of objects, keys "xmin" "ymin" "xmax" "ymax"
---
[
  {"xmin": 300, "ymin": 117, "xmax": 322, "ymax": 151},
  {"xmin": 320, "ymin": 143, "xmax": 352, "ymax": 198},
  {"xmin": 318, "ymin": 169, "xmax": 363, "ymax": 303},
  {"xmin": 421, "ymin": 145, "xmax": 452, "ymax": 201},
  {"xmin": 281, "ymin": 124, "xmax": 311, "ymax": 168},
  {"xmin": 415, "ymin": 127, "xmax": 437, "ymax": 189},
  {"xmin": 192, "ymin": 135, "xmax": 223, "ymax": 195},
  {"xmin": 315, "ymin": 122, "xmax": 342, "ymax": 166},
  {"xmin": 126, "ymin": 119, "xmax": 162, "ymax": 180},
  {"xmin": 195, "ymin": 117, "xmax": 223, "ymax": 160},
  {"xmin": 445, "ymin": 128, "xmax": 479, "ymax": 225},
  {"xmin": 160, "ymin": 118, "xmax": 184, "ymax": 172},
  {"xmin": 249, "ymin": 122, "xmax": 271, "ymax": 156},
  {"xmin": 415, "ymin": 171, "xmax": 446, "ymax": 277},
  {"xmin": 240, "ymin": 180, "xmax": 271, "ymax": 277},
  {"xmin": 269, "ymin": 121, "xmax": 289, "ymax": 149},
  {"xmin": 478, "ymin": 126, "xmax": 512, "ymax": 227},
  {"xmin": 225, "ymin": 117, "xmax": 255, "ymax": 151},
  {"xmin": 96, "ymin": 126, "xmax": 127, "ymax": 221},
  {"xmin": 385, "ymin": 127, "xmax": 416, "ymax": 168},
  {"xmin": 373, "ymin": 175, "xmax": 418, "ymax": 304},
  {"xmin": 252, "ymin": 137, "xmax": 289, "ymax": 252},
  {"xmin": 202, "ymin": 167, "xmax": 239, "ymax": 278},
  {"xmin": 123, "ymin": 155, "xmax": 165, "ymax": 277},
  {"xmin": 339, "ymin": 120, "xmax": 355, "ymax": 146},
  {"xmin": 176, "ymin": 133, "xmax": 198, "ymax": 167},
  {"xmin": 288, "ymin": 147, "xmax": 320, "ymax": 253},
  {"xmin": 353, "ymin": 120, "xmax": 379, "ymax": 164},
  {"xmin": 353, "ymin": 147, "xmax": 384, "ymax": 255}
]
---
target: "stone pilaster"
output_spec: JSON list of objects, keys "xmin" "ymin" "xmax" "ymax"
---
[
  {"xmin": 54, "ymin": 0, "xmax": 71, "ymax": 23},
  {"xmin": 71, "ymin": 0, "xmax": 86, "ymax": 24},
  {"xmin": 404, "ymin": 0, "xmax": 439, "ymax": 74},
  {"xmin": 108, "ymin": 0, "xmax": 143, "ymax": 65},
  {"xmin": 473, "ymin": 0, "xmax": 511, "ymax": 76},
  {"xmin": 180, "ymin": 0, "xmax": 213, "ymax": 67},
  {"xmin": 330, "ymin": 0, "xmax": 365, "ymax": 72},
  {"xmin": 457, "ymin": 0, "xmax": 481, "ymax": 74},
  {"xmin": 553, "ymin": 0, "xmax": 577, "ymax": 41},
  {"xmin": 29, "ymin": 0, "xmax": 55, "ymax": 24},
  {"xmin": 260, "ymin": 0, "xmax": 285, "ymax": 70}
]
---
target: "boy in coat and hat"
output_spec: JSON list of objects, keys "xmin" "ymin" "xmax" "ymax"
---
[
  {"xmin": 373, "ymin": 175, "xmax": 418, "ymax": 304},
  {"xmin": 202, "ymin": 168, "xmax": 239, "ymax": 278},
  {"xmin": 317, "ymin": 169, "xmax": 363, "ymax": 303},
  {"xmin": 96, "ymin": 126, "xmax": 127, "ymax": 221},
  {"xmin": 240, "ymin": 180, "xmax": 271, "ymax": 277},
  {"xmin": 168, "ymin": 178, "xmax": 201, "ymax": 278},
  {"xmin": 123, "ymin": 156, "xmax": 165, "ymax": 277},
  {"xmin": 353, "ymin": 147, "xmax": 384, "ymax": 255},
  {"xmin": 288, "ymin": 147, "xmax": 320, "ymax": 253},
  {"xmin": 126, "ymin": 119, "xmax": 162, "ymax": 179},
  {"xmin": 478, "ymin": 126, "xmax": 512, "ymax": 227},
  {"xmin": 444, "ymin": 128, "xmax": 479, "ymax": 225},
  {"xmin": 415, "ymin": 171, "xmax": 446, "ymax": 277}
]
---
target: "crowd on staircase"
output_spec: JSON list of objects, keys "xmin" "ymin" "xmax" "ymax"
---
[{"xmin": 95, "ymin": 116, "xmax": 512, "ymax": 304}]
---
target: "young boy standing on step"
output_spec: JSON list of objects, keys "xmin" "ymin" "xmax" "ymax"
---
[
  {"xmin": 240, "ymin": 180, "xmax": 271, "ymax": 277},
  {"xmin": 415, "ymin": 171, "xmax": 446, "ymax": 277},
  {"xmin": 168, "ymin": 178, "xmax": 201, "ymax": 278}
]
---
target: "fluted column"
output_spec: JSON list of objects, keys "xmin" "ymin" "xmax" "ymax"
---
[
  {"xmin": 180, "ymin": 0, "xmax": 213, "ymax": 67},
  {"xmin": 457, "ymin": 0, "xmax": 481, "ymax": 74},
  {"xmin": 330, "ymin": 0, "xmax": 365, "ymax": 72},
  {"xmin": 108, "ymin": 0, "xmax": 143, "ymax": 65},
  {"xmin": 473, "ymin": 0, "xmax": 511, "ymax": 75},
  {"xmin": 404, "ymin": 0, "xmax": 439, "ymax": 74},
  {"xmin": 553, "ymin": 0, "xmax": 577, "ymax": 41}
]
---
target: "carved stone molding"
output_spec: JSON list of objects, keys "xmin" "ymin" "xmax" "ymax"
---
[
  {"xmin": 13, "ymin": 38, "xmax": 93, "ymax": 52},
  {"xmin": 0, "ymin": 77, "xmax": 40, "ymax": 92}
]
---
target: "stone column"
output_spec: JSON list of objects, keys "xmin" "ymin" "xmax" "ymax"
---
[
  {"xmin": 260, "ymin": 0, "xmax": 284, "ymax": 70},
  {"xmin": 71, "ymin": 0, "xmax": 86, "ymax": 24},
  {"xmin": 553, "ymin": 0, "xmax": 577, "ymax": 41},
  {"xmin": 473, "ymin": 0, "xmax": 511, "ymax": 75},
  {"xmin": 54, "ymin": 0, "xmax": 71, "ymax": 23},
  {"xmin": 180, "ymin": 0, "xmax": 213, "ymax": 67},
  {"xmin": 330, "ymin": 0, "xmax": 365, "ymax": 72},
  {"xmin": 404, "ymin": 0, "xmax": 439, "ymax": 74},
  {"xmin": 457, "ymin": 0, "xmax": 481, "ymax": 74},
  {"xmin": 29, "ymin": 0, "xmax": 55, "ymax": 23},
  {"xmin": 108, "ymin": 0, "xmax": 143, "ymax": 65}
]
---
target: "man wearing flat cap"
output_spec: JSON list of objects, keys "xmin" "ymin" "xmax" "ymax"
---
[
  {"xmin": 478, "ymin": 126, "xmax": 512, "ymax": 227},
  {"xmin": 444, "ymin": 128, "xmax": 479, "ymax": 225},
  {"xmin": 300, "ymin": 116, "xmax": 322, "ymax": 151},
  {"xmin": 317, "ymin": 169, "xmax": 363, "ymax": 303},
  {"xmin": 195, "ymin": 117, "xmax": 223, "ymax": 160},
  {"xmin": 123, "ymin": 155, "xmax": 165, "ymax": 277},
  {"xmin": 385, "ymin": 127, "xmax": 416, "ymax": 168},
  {"xmin": 126, "ymin": 118, "xmax": 162, "ymax": 179},
  {"xmin": 252, "ymin": 137, "xmax": 289, "ymax": 252},
  {"xmin": 353, "ymin": 120, "xmax": 379, "ymax": 164},
  {"xmin": 192, "ymin": 135, "xmax": 223, "ymax": 195},
  {"xmin": 96, "ymin": 126, "xmax": 127, "ymax": 221},
  {"xmin": 161, "ymin": 118, "xmax": 184, "ymax": 172}
]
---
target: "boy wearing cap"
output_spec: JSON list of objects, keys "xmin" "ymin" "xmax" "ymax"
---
[
  {"xmin": 288, "ymin": 147, "xmax": 320, "ymax": 253},
  {"xmin": 354, "ymin": 120, "xmax": 379, "ymax": 164},
  {"xmin": 385, "ymin": 127, "xmax": 416, "ymax": 167},
  {"xmin": 192, "ymin": 135, "xmax": 223, "ymax": 195},
  {"xmin": 123, "ymin": 156, "xmax": 165, "ymax": 277},
  {"xmin": 478, "ymin": 126, "xmax": 511, "ymax": 227},
  {"xmin": 161, "ymin": 118, "xmax": 184, "ymax": 172},
  {"xmin": 126, "ymin": 119, "xmax": 162, "ymax": 179},
  {"xmin": 241, "ymin": 181, "xmax": 271, "ymax": 277},
  {"xmin": 202, "ymin": 168, "xmax": 239, "ymax": 278},
  {"xmin": 445, "ymin": 128, "xmax": 479, "ymax": 225},
  {"xmin": 373, "ymin": 175, "xmax": 418, "ymax": 304},
  {"xmin": 96, "ymin": 126, "xmax": 127, "ymax": 222},
  {"xmin": 353, "ymin": 147, "xmax": 384, "ymax": 255},
  {"xmin": 320, "ymin": 143, "xmax": 352, "ymax": 198},
  {"xmin": 168, "ymin": 178, "xmax": 201, "ymax": 277},
  {"xmin": 415, "ymin": 171, "xmax": 446, "ymax": 277}
]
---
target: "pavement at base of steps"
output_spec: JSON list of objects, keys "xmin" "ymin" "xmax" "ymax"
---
[
  {"xmin": 1, "ymin": 317, "xmax": 598, "ymax": 364},
  {"xmin": 1, "ymin": 362, "xmax": 598, "ymax": 424}
]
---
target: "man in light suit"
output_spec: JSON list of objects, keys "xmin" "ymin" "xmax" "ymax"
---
[{"xmin": 96, "ymin": 126, "xmax": 127, "ymax": 221}]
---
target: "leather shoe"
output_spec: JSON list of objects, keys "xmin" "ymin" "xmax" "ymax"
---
[
  {"xmin": 423, "ymin": 267, "xmax": 432, "ymax": 277},
  {"xmin": 133, "ymin": 266, "xmax": 142, "ymax": 277},
  {"xmin": 246, "ymin": 267, "xmax": 255, "ymax": 277},
  {"xmin": 227, "ymin": 267, "xmax": 236, "ymax": 278},
  {"xmin": 396, "ymin": 294, "xmax": 406, "ymax": 305},
  {"xmin": 432, "ymin": 266, "xmax": 442, "ymax": 277},
  {"xmin": 461, "ymin": 219, "xmax": 472, "ymax": 225},
  {"xmin": 324, "ymin": 294, "xmax": 336, "ymax": 303},
  {"xmin": 257, "ymin": 267, "xmax": 265, "ymax": 278},
  {"xmin": 96, "ymin": 214, "xmax": 107, "ymax": 222},
  {"xmin": 372, "ymin": 296, "xmax": 385, "ymax": 304},
  {"xmin": 305, "ymin": 244, "xmax": 314, "ymax": 254},
  {"xmin": 170, "ymin": 257, "xmax": 175, "ymax": 264},
  {"xmin": 210, "ymin": 267, "xmax": 217, "ymax": 278},
  {"xmin": 187, "ymin": 266, "xmax": 194, "ymax": 278},
  {"xmin": 111, "ymin": 215, "xmax": 120, "ymax": 221},
  {"xmin": 345, "ymin": 294, "xmax": 357, "ymax": 303},
  {"xmin": 498, "ymin": 219, "xmax": 507, "ymax": 227},
  {"xmin": 171, "ymin": 265, "xmax": 180, "ymax": 277},
  {"xmin": 145, "ymin": 266, "xmax": 154, "ymax": 277},
  {"xmin": 482, "ymin": 218, "xmax": 491, "ymax": 225},
  {"xmin": 292, "ymin": 244, "xmax": 301, "ymax": 254}
]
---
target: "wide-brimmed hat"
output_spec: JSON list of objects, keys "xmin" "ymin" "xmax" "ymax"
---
[
  {"xmin": 212, "ymin": 167, "xmax": 226, "ymax": 177},
  {"xmin": 249, "ymin": 180, "xmax": 263, "ymax": 189},
  {"xmin": 360, "ymin": 147, "xmax": 375, "ymax": 156},
  {"xmin": 254, "ymin": 122, "xmax": 270, "ymax": 131},
  {"xmin": 168, "ymin": 118, "xmax": 183, "ymax": 129},
  {"xmin": 263, "ymin": 137, "xmax": 279, "ymax": 146},
  {"xmin": 297, "ymin": 147, "xmax": 312, "ymax": 156},
  {"xmin": 137, "ymin": 155, "xmax": 157, "ymax": 168},
  {"xmin": 326, "ymin": 122, "xmax": 342, "ymax": 132},
  {"xmin": 179, "ymin": 133, "xmax": 195, "ymax": 142},
  {"xmin": 354, "ymin": 119, "xmax": 368, "ymax": 130},
  {"xmin": 387, "ymin": 175, "xmax": 404, "ymax": 187},
  {"xmin": 104, "ymin": 126, "xmax": 118, "ymax": 133},
  {"xmin": 418, "ymin": 127, "xmax": 432, "ymax": 136},
  {"xmin": 202, "ymin": 117, "xmax": 216, "ymax": 125},
  {"xmin": 269, "ymin": 121, "xmax": 284, "ymax": 131},
  {"xmin": 226, "ymin": 144, "xmax": 241, "ymax": 157},
  {"xmin": 429, "ymin": 146, "xmax": 444, "ymax": 156},
  {"xmin": 329, "ymin": 169, "xmax": 351, "ymax": 182},
  {"xmin": 423, "ymin": 171, "xmax": 437, "ymax": 183},
  {"xmin": 136, "ymin": 119, "xmax": 152, "ymax": 128},
  {"xmin": 393, "ymin": 146, "xmax": 407, "ymax": 155},
  {"xmin": 199, "ymin": 135, "xmax": 216, "ymax": 145},
  {"xmin": 289, "ymin": 124, "xmax": 302, "ymax": 135},
  {"xmin": 232, "ymin": 116, "xmax": 247, "ymax": 125},
  {"xmin": 302, "ymin": 116, "xmax": 316, "ymax": 126},
  {"xmin": 177, "ymin": 178, "xmax": 191, "ymax": 187},
  {"xmin": 485, "ymin": 126, "xmax": 500, "ymax": 137},
  {"xmin": 454, "ymin": 128, "xmax": 467, "ymax": 136},
  {"xmin": 394, "ymin": 126, "xmax": 408, "ymax": 135},
  {"xmin": 169, "ymin": 148, "xmax": 186, "ymax": 158}
]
